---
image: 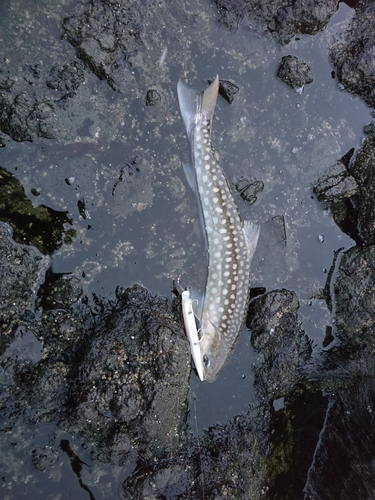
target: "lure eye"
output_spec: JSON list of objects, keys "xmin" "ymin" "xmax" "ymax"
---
[{"xmin": 203, "ymin": 354, "xmax": 210, "ymax": 367}]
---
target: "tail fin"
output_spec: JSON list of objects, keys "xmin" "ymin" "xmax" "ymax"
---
[
  {"xmin": 177, "ymin": 79, "xmax": 198, "ymax": 141},
  {"xmin": 201, "ymin": 75, "xmax": 219, "ymax": 131},
  {"xmin": 177, "ymin": 76, "xmax": 219, "ymax": 141},
  {"xmin": 243, "ymin": 220, "xmax": 260, "ymax": 262}
]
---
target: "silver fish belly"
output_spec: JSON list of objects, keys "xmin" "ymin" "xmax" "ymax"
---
[{"xmin": 177, "ymin": 75, "xmax": 260, "ymax": 383}]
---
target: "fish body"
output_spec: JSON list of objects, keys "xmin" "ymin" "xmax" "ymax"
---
[{"xmin": 177, "ymin": 76, "xmax": 260, "ymax": 382}]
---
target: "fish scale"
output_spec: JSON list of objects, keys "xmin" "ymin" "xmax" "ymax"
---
[{"xmin": 177, "ymin": 75, "xmax": 260, "ymax": 382}]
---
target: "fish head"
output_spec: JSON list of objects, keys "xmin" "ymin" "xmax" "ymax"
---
[{"xmin": 199, "ymin": 320, "xmax": 231, "ymax": 383}]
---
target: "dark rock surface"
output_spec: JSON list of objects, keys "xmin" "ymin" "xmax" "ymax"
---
[
  {"xmin": 46, "ymin": 61, "xmax": 84, "ymax": 94},
  {"xmin": 121, "ymin": 289, "xmax": 314, "ymax": 498},
  {"xmin": 313, "ymin": 154, "xmax": 359, "ymax": 240},
  {"xmin": 277, "ymin": 55, "xmax": 314, "ymax": 89},
  {"xmin": 1, "ymin": 279, "xmax": 190, "ymax": 466},
  {"xmin": 312, "ymin": 136, "xmax": 375, "ymax": 245},
  {"xmin": 146, "ymin": 89, "xmax": 161, "ymax": 106},
  {"xmin": 314, "ymin": 159, "xmax": 358, "ymax": 203},
  {"xmin": 330, "ymin": 0, "xmax": 375, "ymax": 107},
  {"xmin": 214, "ymin": 0, "xmax": 339, "ymax": 44},
  {"xmin": 0, "ymin": 89, "xmax": 56, "ymax": 142},
  {"xmin": 248, "ymin": 289, "xmax": 312, "ymax": 402},
  {"xmin": 0, "ymin": 222, "xmax": 48, "ymax": 335},
  {"xmin": 329, "ymin": 245, "xmax": 375, "ymax": 346},
  {"xmin": 348, "ymin": 133, "xmax": 375, "ymax": 245},
  {"xmin": 63, "ymin": 0, "xmax": 144, "ymax": 92},
  {"xmin": 233, "ymin": 176, "xmax": 264, "ymax": 205},
  {"xmin": 304, "ymin": 353, "xmax": 375, "ymax": 500},
  {"xmin": 0, "ymin": 59, "xmax": 83, "ymax": 142},
  {"xmin": 218, "ymin": 79, "xmax": 239, "ymax": 104}
]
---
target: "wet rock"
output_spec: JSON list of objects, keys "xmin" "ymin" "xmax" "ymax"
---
[
  {"xmin": 313, "ymin": 159, "xmax": 358, "ymax": 203},
  {"xmin": 0, "ymin": 57, "xmax": 84, "ymax": 142},
  {"xmin": 313, "ymin": 150, "xmax": 360, "ymax": 242},
  {"xmin": 248, "ymin": 289, "xmax": 312, "ymax": 401},
  {"xmin": 305, "ymin": 353, "xmax": 375, "ymax": 500},
  {"xmin": 0, "ymin": 223, "xmax": 49, "ymax": 336},
  {"xmin": 62, "ymin": 286, "xmax": 190, "ymax": 464},
  {"xmin": 0, "ymin": 167, "xmax": 75, "ymax": 254},
  {"xmin": 364, "ymin": 121, "xmax": 375, "ymax": 135},
  {"xmin": 36, "ymin": 270, "xmax": 83, "ymax": 311},
  {"xmin": 46, "ymin": 61, "xmax": 85, "ymax": 94},
  {"xmin": 122, "ymin": 289, "xmax": 315, "ymax": 498},
  {"xmin": 0, "ymin": 90, "xmax": 56, "ymax": 141},
  {"xmin": 330, "ymin": 1, "xmax": 375, "ymax": 107},
  {"xmin": 63, "ymin": 0, "xmax": 144, "ymax": 91},
  {"xmin": 122, "ymin": 412, "xmax": 257, "ymax": 499},
  {"xmin": 214, "ymin": 0, "xmax": 339, "ymax": 44},
  {"xmin": 247, "ymin": 290, "xmax": 326, "ymax": 498},
  {"xmin": 23, "ymin": 64, "xmax": 42, "ymax": 86},
  {"xmin": 218, "ymin": 79, "xmax": 239, "ymax": 104},
  {"xmin": 277, "ymin": 55, "xmax": 314, "ymax": 89},
  {"xmin": 330, "ymin": 245, "xmax": 375, "ymax": 347},
  {"xmin": 0, "ymin": 58, "xmax": 83, "ymax": 140},
  {"xmin": 233, "ymin": 176, "xmax": 264, "ymax": 204},
  {"xmin": 1, "ymin": 284, "xmax": 190, "ymax": 466},
  {"xmin": 348, "ymin": 134, "xmax": 375, "ymax": 245},
  {"xmin": 145, "ymin": 89, "xmax": 161, "ymax": 106}
]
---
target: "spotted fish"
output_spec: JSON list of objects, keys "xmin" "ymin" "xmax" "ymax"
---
[{"xmin": 177, "ymin": 75, "xmax": 260, "ymax": 383}]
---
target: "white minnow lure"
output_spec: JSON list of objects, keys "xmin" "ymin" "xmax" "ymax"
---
[
  {"xmin": 178, "ymin": 75, "xmax": 260, "ymax": 383},
  {"xmin": 181, "ymin": 290, "xmax": 205, "ymax": 381}
]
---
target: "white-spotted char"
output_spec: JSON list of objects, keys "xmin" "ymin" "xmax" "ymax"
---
[{"xmin": 177, "ymin": 76, "xmax": 260, "ymax": 382}]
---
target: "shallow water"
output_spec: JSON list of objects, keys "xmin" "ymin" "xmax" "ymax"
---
[{"xmin": 0, "ymin": 0, "xmax": 372, "ymax": 496}]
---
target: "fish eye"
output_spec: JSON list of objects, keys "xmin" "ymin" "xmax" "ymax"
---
[{"xmin": 203, "ymin": 354, "xmax": 210, "ymax": 367}]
